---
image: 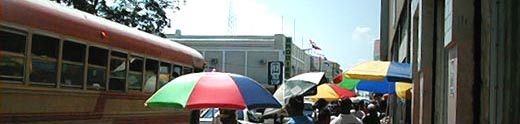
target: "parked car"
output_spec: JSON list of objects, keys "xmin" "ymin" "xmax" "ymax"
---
[{"xmin": 199, "ymin": 108, "xmax": 264, "ymax": 124}]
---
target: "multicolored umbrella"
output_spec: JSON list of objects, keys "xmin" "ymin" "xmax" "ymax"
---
[
  {"xmin": 310, "ymin": 83, "xmax": 357, "ymax": 102},
  {"xmin": 333, "ymin": 74, "xmax": 413, "ymax": 100},
  {"xmin": 357, "ymin": 81, "xmax": 413, "ymax": 99},
  {"xmin": 333, "ymin": 74, "xmax": 361, "ymax": 91},
  {"xmin": 355, "ymin": 80, "xmax": 396, "ymax": 94},
  {"xmin": 345, "ymin": 61, "xmax": 411, "ymax": 82},
  {"xmin": 145, "ymin": 72, "xmax": 281, "ymax": 110}
]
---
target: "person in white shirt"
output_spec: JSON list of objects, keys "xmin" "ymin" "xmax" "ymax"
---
[{"xmin": 329, "ymin": 99, "xmax": 362, "ymax": 124}]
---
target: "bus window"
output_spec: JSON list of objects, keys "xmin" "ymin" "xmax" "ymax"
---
[
  {"xmin": 61, "ymin": 40, "xmax": 86, "ymax": 88},
  {"xmin": 87, "ymin": 46, "xmax": 108, "ymax": 90},
  {"xmin": 158, "ymin": 62, "xmax": 171, "ymax": 89},
  {"xmin": 109, "ymin": 51, "xmax": 127, "ymax": 91},
  {"xmin": 194, "ymin": 68, "xmax": 204, "ymax": 73},
  {"xmin": 128, "ymin": 56, "xmax": 144, "ymax": 91},
  {"xmin": 0, "ymin": 29, "xmax": 27, "ymax": 82},
  {"xmin": 172, "ymin": 65, "xmax": 182, "ymax": 79},
  {"xmin": 144, "ymin": 59, "xmax": 158, "ymax": 93},
  {"xmin": 30, "ymin": 34, "xmax": 59, "ymax": 85},
  {"xmin": 183, "ymin": 67, "xmax": 193, "ymax": 75}
]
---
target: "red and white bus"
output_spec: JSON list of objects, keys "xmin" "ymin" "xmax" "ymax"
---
[{"xmin": 1, "ymin": 0, "xmax": 205, "ymax": 123}]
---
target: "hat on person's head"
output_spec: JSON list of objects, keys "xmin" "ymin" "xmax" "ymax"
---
[
  {"xmin": 367, "ymin": 103, "xmax": 378, "ymax": 113},
  {"xmin": 367, "ymin": 104, "xmax": 376, "ymax": 110}
]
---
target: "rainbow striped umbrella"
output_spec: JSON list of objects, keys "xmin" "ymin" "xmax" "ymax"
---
[
  {"xmin": 357, "ymin": 81, "xmax": 412, "ymax": 99},
  {"xmin": 145, "ymin": 72, "xmax": 281, "ymax": 110},
  {"xmin": 345, "ymin": 61, "xmax": 411, "ymax": 82},
  {"xmin": 310, "ymin": 83, "xmax": 357, "ymax": 102},
  {"xmin": 334, "ymin": 74, "xmax": 413, "ymax": 99}
]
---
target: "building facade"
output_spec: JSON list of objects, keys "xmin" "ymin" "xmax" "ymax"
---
[
  {"xmin": 167, "ymin": 33, "xmax": 312, "ymax": 89},
  {"xmin": 381, "ymin": 0, "xmax": 520, "ymax": 124},
  {"xmin": 321, "ymin": 60, "xmax": 342, "ymax": 82},
  {"xmin": 309, "ymin": 56, "xmax": 342, "ymax": 81},
  {"xmin": 374, "ymin": 39, "xmax": 381, "ymax": 60}
]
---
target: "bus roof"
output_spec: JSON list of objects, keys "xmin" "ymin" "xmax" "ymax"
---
[{"xmin": 2, "ymin": 0, "xmax": 204, "ymax": 68}]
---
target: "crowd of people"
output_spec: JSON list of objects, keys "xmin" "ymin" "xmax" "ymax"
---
[
  {"xmin": 211, "ymin": 94, "xmax": 390, "ymax": 124},
  {"xmin": 285, "ymin": 94, "xmax": 390, "ymax": 124}
]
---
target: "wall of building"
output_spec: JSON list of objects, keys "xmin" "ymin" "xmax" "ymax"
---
[
  {"xmin": 382, "ymin": 0, "xmax": 520, "ymax": 124},
  {"xmin": 167, "ymin": 34, "xmax": 323, "ymax": 89},
  {"xmin": 246, "ymin": 51, "xmax": 280, "ymax": 84},
  {"xmin": 380, "ymin": 0, "xmax": 389, "ymax": 61},
  {"xmin": 168, "ymin": 34, "xmax": 284, "ymax": 85},
  {"xmin": 322, "ymin": 61, "xmax": 341, "ymax": 82},
  {"xmin": 485, "ymin": 0, "xmax": 520, "ymax": 123},
  {"xmin": 288, "ymin": 41, "xmax": 311, "ymax": 77},
  {"xmin": 374, "ymin": 40, "xmax": 381, "ymax": 60}
]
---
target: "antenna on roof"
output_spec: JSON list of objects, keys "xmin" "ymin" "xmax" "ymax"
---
[{"xmin": 227, "ymin": 0, "xmax": 237, "ymax": 35}]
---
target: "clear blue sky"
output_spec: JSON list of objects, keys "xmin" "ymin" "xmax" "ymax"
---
[{"xmin": 165, "ymin": 0, "xmax": 381, "ymax": 70}]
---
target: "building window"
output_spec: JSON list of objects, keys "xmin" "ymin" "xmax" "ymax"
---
[
  {"xmin": 109, "ymin": 51, "xmax": 127, "ymax": 91},
  {"xmin": 444, "ymin": 0, "xmax": 453, "ymax": 45},
  {"xmin": 128, "ymin": 56, "xmax": 144, "ymax": 91},
  {"xmin": 144, "ymin": 59, "xmax": 158, "ymax": 93},
  {"xmin": 87, "ymin": 46, "xmax": 108, "ymax": 90},
  {"xmin": 30, "ymin": 34, "xmax": 59, "ymax": 85},
  {"xmin": 61, "ymin": 40, "xmax": 86, "ymax": 88},
  {"xmin": 158, "ymin": 62, "xmax": 171, "ymax": 88},
  {"xmin": 0, "ymin": 29, "xmax": 27, "ymax": 82}
]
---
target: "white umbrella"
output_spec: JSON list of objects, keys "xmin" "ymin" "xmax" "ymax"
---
[{"xmin": 264, "ymin": 72, "xmax": 326, "ymax": 116}]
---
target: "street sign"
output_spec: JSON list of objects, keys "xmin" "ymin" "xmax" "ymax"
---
[{"xmin": 268, "ymin": 61, "xmax": 283, "ymax": 85}]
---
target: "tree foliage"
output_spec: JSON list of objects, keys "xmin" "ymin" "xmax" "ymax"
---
[{"xmin": 54, "ymin": 0, "xmax": 181, "ymax": 37}]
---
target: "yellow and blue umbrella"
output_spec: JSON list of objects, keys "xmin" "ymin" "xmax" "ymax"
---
[
  {"xmin": 395, "ymin": 82, "xmax": 413, "ymax": 99},
  {"xmin": 333, "ymin": 74, "xmax": 413, "ymax": 100},
  {"xmin": 345, "ymin": 61, "xmax": 411, "ymax": 82}
]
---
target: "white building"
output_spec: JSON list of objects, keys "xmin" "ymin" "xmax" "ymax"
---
[{"xmin": 167, "ymin": 33, "xmax": 312, "ymax": 90}]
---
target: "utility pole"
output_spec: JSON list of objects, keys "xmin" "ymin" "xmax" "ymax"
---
[{"xmin": 227, "ymin": 0, "xmax": 236, "ymax": 35}]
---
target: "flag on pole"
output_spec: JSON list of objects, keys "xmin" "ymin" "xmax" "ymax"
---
[{"xmin": 309, "ymin": 40, "xmax": 322, "ymax": 50}]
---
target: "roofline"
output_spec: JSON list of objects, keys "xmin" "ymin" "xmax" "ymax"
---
[
  {"xmin": 2, "ymin": 0, "xmax": 205, "ymax": 68},
  {"xmin": 166, "ymin": 34, "xmax": 281, "ymax": 40}
]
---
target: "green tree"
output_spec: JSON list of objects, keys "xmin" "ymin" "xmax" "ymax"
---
[{"xmin": 54, "ymin": 0, "xmax": 182, "ymax": 37}]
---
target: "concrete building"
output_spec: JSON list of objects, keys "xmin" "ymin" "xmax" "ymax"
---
[
  {"xmin": 309, "ymin": 56, "xmax": 342, "ymax": 81},
  {"xmin": 381, "ymin": 0, "xmax": 520, "ymax": 124},
  {"xmin": 322, "ymin": 60, "xmax": 342, "ymax": 82},
  {"xmin": 374, "ymin": 39, "xmax": 381, "ymax": 60},
  {"xmin": 166, "ymin": 33, "xmax": 312, "ymax": 89}
]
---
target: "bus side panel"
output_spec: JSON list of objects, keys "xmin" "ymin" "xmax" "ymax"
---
[{"xmin": 1, "ymin": 85, "xmax": 191, "ymax": 124}]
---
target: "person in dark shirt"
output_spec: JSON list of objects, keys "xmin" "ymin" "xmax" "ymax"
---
[
  {"xmin": 312, "ymin": 99, "xmax": 331, "ymax": 124},
  {"xmin": 286, "ymin": 95, "xmax": 314, "ymax": 124},
  {"xmin": 363, "ymin": 104, "xmax": 381, "ymax": 124}
]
